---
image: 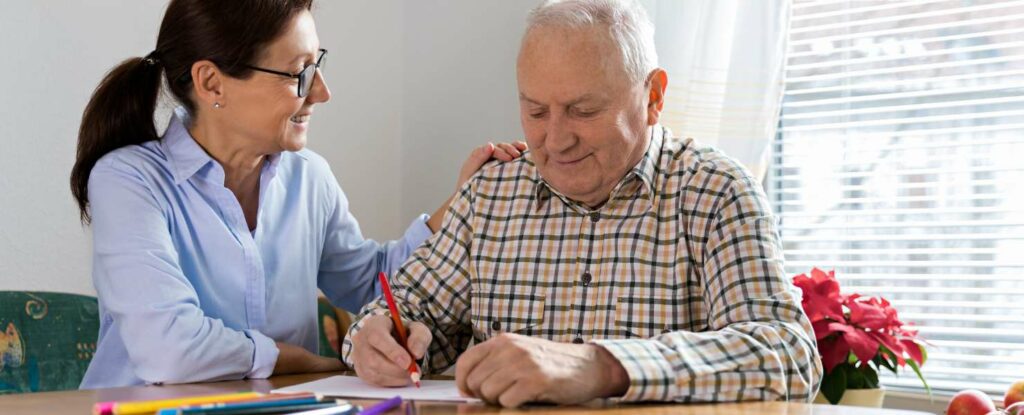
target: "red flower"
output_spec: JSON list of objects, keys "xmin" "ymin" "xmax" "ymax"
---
[
  {"xmin": 793, "ymin": 268, "xmax": 927, "ymax": 378},
  {"xmin": 793, "ymin": 268, "xmax": 844, "ymax": 322}
]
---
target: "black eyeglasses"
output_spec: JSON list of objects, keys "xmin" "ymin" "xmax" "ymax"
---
[{"xmin": 245, "ymin": 48, "xmax": 327, "ymax": 98}]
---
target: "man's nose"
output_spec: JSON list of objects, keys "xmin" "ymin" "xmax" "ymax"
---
[{"xmin": 545, "ymin": 112, "xmax": 575, "ymax": 153}]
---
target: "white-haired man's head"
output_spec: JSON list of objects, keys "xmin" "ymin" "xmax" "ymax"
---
[
  {"xmin": 525, "ymin": 0, "xmax": 658, "ymax": 85},
  {"xmin": 516, "ymin": 0, "xmax": 668, "ymax": 208}
]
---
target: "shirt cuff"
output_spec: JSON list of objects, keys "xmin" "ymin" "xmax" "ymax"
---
[
  {"xmin": 244, "ymin": 329, "xmax": 279, "ymax": 379},
  {"xmin": 591, "ymin": 338, "xmax": 677, "ymax": 402},
  {"xmin": 402, "ymin": 213, "xmax": 433, "ymax": 252},
  {"xmin": 341, "ymin": 307, "xmax": 392, "ymax": 367}
]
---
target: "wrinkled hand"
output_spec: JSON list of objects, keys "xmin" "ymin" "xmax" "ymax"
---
[
  {"xmin": 350, "ymin": 315, "xmax": 432, "ymax": 387},
  {"xmin": 455, "ymin": 333, "xmax": 629, "ymax": 408},
  {"xmin": 456, "ymin": 141, "xmax": 527, "ymax": 191}
]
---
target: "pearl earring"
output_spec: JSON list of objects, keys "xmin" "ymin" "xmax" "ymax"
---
[{"xmin": 213, "ymin": 102, "xmax": 222, "ymax": 108}]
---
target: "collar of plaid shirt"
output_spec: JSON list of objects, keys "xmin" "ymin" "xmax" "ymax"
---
[{"xmin": 532, "ymin": 126, "xmax": 661, "ymax": 213}]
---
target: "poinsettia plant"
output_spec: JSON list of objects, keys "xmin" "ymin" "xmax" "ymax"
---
[{"xmin": 793, "ymin": 268, "xmax": 929, "ymax": 404}]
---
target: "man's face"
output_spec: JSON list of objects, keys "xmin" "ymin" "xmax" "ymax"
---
[{"xmin": 517, "ymin": 26, "xmax": 652, "ymax": 208}]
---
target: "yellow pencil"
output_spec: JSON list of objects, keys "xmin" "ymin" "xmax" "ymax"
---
[{"xmin": 93, "ymin": 391, "xmax": 262, "ymax": 415}]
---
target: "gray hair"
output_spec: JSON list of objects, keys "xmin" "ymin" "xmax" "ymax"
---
[{"xmin": 526, "ymin": 0, "xmax": 658, "ymax": 84}]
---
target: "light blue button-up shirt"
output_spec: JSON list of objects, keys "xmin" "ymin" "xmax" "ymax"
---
[{"xmin": 80, "ymin": 109, "xmax": 432, "ymax": 388}]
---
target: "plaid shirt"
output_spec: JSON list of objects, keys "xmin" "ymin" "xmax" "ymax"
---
[{"xmin": 342, "ymin": 126, "xmax": 821, "ymax": 403}]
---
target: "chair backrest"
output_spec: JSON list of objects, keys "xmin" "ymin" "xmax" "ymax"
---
[
  {"xmin": 317, "ymin": 296, "xmax": 354, "ymax": 360},
  {"xmin": 0, "ymin": 292, "xmax": 346, "ymax": 394},
  {"xmin": 0, "ymin": 291, "xmax": 99, "ymax": 394}
]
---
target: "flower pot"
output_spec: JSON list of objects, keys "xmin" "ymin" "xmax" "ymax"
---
[{"xmin": 814, "ymin": 387, "xmax": 886, "ymax": 408}]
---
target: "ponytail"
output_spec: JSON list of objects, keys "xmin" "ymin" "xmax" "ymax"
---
[{"xmin": 70, "ymin": 56, "xmax": 163, "ymax": 224}]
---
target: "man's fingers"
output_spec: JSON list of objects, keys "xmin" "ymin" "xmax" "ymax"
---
[
  {"xmin": 462, "ymin": 344, "xmax": 510, "ymax": 399},
  {"xmin": 353, "ymin": 336, "xmax": 409, "ymax": 386},
  {"xmin": 455, "ymin": 342, "xmax": 493, "ymax": 398},
  {"xmin": 462, "ymin": 358, "xmax": 499, "ymax": 399},
  {"xmin": 406, "ymin": 321, "xmax": 432, "ymax": 360},
  {"xmin": 361, "ymin": 346, "xmax": 413, "ymax": 387},
  {"xmin": 498, "ymin": 378, "xmax": 539, "ymax": 408},
  {"xmin": 364, "ymin": 321, "xmax": 411, "ymax": 368},
  {"xmin": 513, "ymin": 141, "xmax": 528, "ymax": 151},
  {"xmin": 475, "ymin": 362, "xmax": 518, "ymax": 404}
]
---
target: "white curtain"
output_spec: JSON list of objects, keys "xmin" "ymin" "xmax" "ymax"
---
[{"xmin": 642, "ymin": 0, "xmax": 791, "ymax": 180}]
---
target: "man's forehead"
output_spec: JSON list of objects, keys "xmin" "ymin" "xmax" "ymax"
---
[
  {"xmin": 520, "ymin": 24, "xmax": 618, "ymax": 58},
  {"xmin": 517, "ymin": 25, "xmax": 632, "ymax": 89}
]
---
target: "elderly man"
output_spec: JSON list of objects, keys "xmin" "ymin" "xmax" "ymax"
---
[{"xmin": 342, "ymin": 0, "xmax": 821, "ymax": 407}]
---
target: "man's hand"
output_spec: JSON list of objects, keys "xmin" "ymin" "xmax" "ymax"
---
[
  {"xmin": 455, "ymin": 333, "xmax": 630, "ymax": 407},
  {"xmin": 350, "ymin": 315, "xmax": 432, "ymax": 387}
]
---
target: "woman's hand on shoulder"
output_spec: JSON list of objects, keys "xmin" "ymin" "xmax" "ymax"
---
[{"xmin": 456, "ymin": 141, "xmax": 527, "ymax": 191}]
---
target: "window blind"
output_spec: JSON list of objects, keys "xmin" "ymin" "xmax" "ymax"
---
[{"xmin": 775, "ymin": 0, "xmax": 1024, "ymax": 395}]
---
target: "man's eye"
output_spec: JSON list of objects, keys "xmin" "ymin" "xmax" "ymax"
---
[
  {"xmin": 574, "ymin": 109, "xmax": 598, "ymax": 118},
  {"xmin": 529, "ymin": 111, "xmax": 547, "ymax": 119}
]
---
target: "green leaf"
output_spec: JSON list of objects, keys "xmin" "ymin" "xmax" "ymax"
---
[
  {"xmin": 846, "ymin": 365, "xmax": 867, "ymax": 389},
  {"xmin": 871, "ymin": 354, "xmax": 892, "ymax": 373},
  {"xmin": 821, "ymin": 364, "xmax": 848, "ymax": 405},
  {"xmin": 878, "ymin": 346, "xmax": 899, "ymax": 374},
  {"xmin": 907, "ymin": 359, "xmax": 932, "ymax": 397},
  {"xmin": 918, "ymin": 343, "xmax": 928, "ymax": 366},
  {"xmin": 862, "ymin": 364, "xmax": 880, "ymax": 389}
]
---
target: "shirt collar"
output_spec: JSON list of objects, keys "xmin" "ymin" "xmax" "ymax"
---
[
  {"xmin": 161, "ymin": 107, "xmax": 214, "ymax": 185},
  {"xmin": 161, "ymin": 107, "xmax": 299, "ymax": 185},
  {"xmin": 534, "ymin": 125, "xmax": 663, "ymax": 212}
]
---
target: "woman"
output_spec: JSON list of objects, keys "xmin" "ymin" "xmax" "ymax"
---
[{"xmin": 70, "ymin": 0, "xmax": 524, "ymax": 388}]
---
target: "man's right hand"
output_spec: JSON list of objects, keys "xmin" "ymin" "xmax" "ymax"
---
[{"xmin": 351, "ymin": 314, "xmax": 432, "ymax": 387}]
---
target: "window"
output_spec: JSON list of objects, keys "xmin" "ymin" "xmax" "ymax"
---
[{"xmin": 774, "ymin": 0, "xmax": 1024, "ymax": 395}]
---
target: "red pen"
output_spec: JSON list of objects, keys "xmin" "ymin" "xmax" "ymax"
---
[{"xmin": 378, "ymin": 271, "xmax": 422, "ymax": 388}]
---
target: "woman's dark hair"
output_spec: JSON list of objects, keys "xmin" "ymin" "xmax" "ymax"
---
[{"xmin": 70, "ymin": 0, "xmax": 313, "ymax": 224}]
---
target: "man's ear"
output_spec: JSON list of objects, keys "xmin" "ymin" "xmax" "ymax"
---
[
  {"xmin": 645, "ymin": 68, "xmax": 668, "ymax": 126},
  {"xmin": 191, "ymin": 60, "xmax": 227, "ymax": 109}
]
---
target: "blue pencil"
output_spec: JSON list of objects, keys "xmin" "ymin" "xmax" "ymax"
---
[
  {"xmin": 156, "ymin": 395, "xmax": 336, "ymax": 415},
  {"xmin": 187, "ymin": 402, "xmax": 343, "ymax": 415},
  {"xmin": 280, "ymin": 402, "xmax": 359, "ymax": 415}
]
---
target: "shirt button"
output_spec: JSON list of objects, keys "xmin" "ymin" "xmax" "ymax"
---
[
  {"xmin": 581, "ymin": 271, "xmax": 593, "ymax": 286},
  {"xmin": 572, "ymin": 337, "xmax": 584, "ymax": 344},
  {"xmin": 491, "ymin": 320, "xmax": 501, "ymax": 331},
  {"xmin": 589, "ymin": 212, "xmax": 600, "ymax": 223}
]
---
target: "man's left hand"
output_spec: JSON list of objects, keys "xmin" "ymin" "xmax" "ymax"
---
[{"xmin": 454, "ymin": 333, "xmax": 629, "ymax": 408}]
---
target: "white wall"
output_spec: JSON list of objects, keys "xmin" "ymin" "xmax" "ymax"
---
[
  {"xmin": 0, "ymin": 2, "xmax": 166, "ymax": 296},
  {"xmin": 312, "ymin": 1, "xmax": 405, "ymax": 239},
  {"xmin": 0, "ymin": 1, "xmax": 532, "ymax": 295},
  {"xmin": 399, "ymin": 1, "xmax": 533, "ymax": 221}
]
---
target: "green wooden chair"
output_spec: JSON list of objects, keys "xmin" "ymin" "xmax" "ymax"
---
[{"xmin": 0, "ymin": 291, "xmax": 346, "ymax": 394}]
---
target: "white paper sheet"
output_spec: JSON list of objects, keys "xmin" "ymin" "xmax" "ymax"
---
[{"xmin": 272, "ymin": 375, "xmax": 480, "ymax": 403}]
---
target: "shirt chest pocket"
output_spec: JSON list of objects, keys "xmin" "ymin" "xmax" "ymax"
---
[
  {"xmin": 470, "ymin": 289, "xmax": 546, "ymax": 340},
  {"xmin": 615, "ymin": 295, "xmax": 694, "ymax": 339}
]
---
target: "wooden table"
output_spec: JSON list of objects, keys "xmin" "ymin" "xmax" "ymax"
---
[{"xmin": 0, "ymin": 372, "xmax": 933, "ymax": 414}]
